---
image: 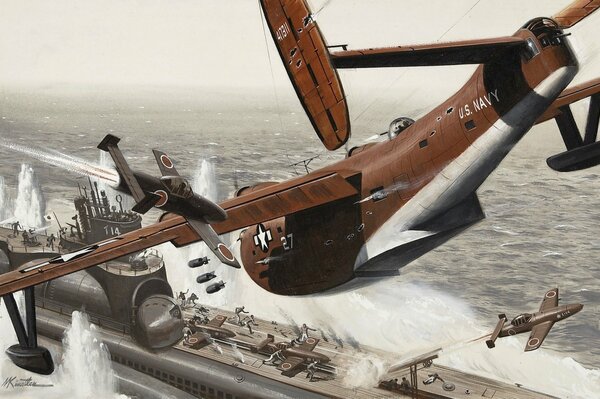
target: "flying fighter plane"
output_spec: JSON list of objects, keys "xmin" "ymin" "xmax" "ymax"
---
[
  {"xmin": 255, "ymin": 334, "xmax": 330, "ymax": 377},
  {"xmin": 486, "ymin": 288, "xmax": 583, "ymax": 351},
  {"xmin": 97, "ymin": 134, "xmax": 239, "ymax": 269},
  {"xmin": 1, "ymin": 0, "xmax": 600, "ymax": 374}
]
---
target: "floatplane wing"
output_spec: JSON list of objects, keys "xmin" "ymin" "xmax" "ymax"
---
[{"xmin": 525, "ymin": 321, "xmax": 554, "ymax": 352}]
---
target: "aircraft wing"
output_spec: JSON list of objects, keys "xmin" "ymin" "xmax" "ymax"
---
[
  {"xmin": 216, "ymin": 171, "xmax": 359, "ymax": 233},
  {"xmin": 554, "ymin": 0, "xmax": 600, "ymax": 28},
  {"xmin": 539, "ymin": 288, "xmax": 560, "ymax": 312},
  {"xmin": 535, "ymin": 77, "xmax": 600, "ymax": 124},
  {"xmin": 0, "ymin": 172, "xmax": 358, "ymax": 296},
  {"xmin": 207, "ymin": 315, "xmax": 227, "ymax": 328},
  {"xmin": 277, "ymin": 356, "xmax": 305, "ymax": 377},
  {"xmin": 298, "ymin": 337, "xmax": 319, "ymax": 352},
  {"xmin": 524, "ymin": 321, "xmax": 555, "ymax": 351},
  {"xmin": 187, "ymin": 218, "xmax": 240, "ymax": 268},
  {"xmin": 0, "ymin": 215, "xmax": 195, "ymax": 296}
]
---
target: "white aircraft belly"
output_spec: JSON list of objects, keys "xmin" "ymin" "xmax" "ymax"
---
[{"xmin": 354, "ymin": 65, "xmax": 578, "ymax": 270}]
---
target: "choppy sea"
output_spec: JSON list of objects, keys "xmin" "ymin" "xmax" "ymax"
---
[{"xmin": 0, "ymin": 84, "xmax": 599, "ymax": 398}]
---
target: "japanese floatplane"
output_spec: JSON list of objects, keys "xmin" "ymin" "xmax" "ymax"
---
[
  {"xmin": 1, "ymin": 0, "xmax": 599, "ymax": 374},
  {"xmin": 486, "ymin": 288, "xmax": 584, "ymax": 351}
]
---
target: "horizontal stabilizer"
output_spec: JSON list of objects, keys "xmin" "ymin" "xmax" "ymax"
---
[
  {"xmin": 330, "ymin": 36, "xmax": 526, "ymax": 68},
  {"xmin": 486, "ymin": 315, "xmax": 507, "ymax": 349},
  {"xmin": 132, "ymin": 192, "xmax": 161, "ymax": 214},
  {"xmin": 97, "ymin": 134, "xmax": 121, "ymax": 151}
]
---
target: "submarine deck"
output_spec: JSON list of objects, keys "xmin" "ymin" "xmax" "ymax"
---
[{"xmin": 175, "ymin": 305, "xmax": 555, "ymax": 399}]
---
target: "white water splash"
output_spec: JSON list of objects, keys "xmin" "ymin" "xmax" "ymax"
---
[
  {"xmin": 342, "ymin": 356, "xmax": 387, "ymax": 389},
  {"xmin": 13, "ymin": 164, "xmax": 47, "ymax": 229},
  {"xmin": 53, "ymin": 311, "xmax": 126, "ymax": 398},
  {"xmin": 0, "ymin": 139, "xmax": 120, "ymax": 185},
  {"xmin": 0, "ymin": 305, "xmax": 126, "ymax": 398},
  {"xmin": 158, "ymin": 161, "xmax": 600, "ymax": 398},
  {"xmin": 0, "ymin": 175, "xmax": 10, "ymax": 221},
  {"xmin": 230, "ymin": 342, "xmax": 245, "ymax": 364}
]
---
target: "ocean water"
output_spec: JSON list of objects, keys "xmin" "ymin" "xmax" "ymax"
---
[{"xmin": 0, "ymin": 84, "xmax": 599, "ymax": 398}]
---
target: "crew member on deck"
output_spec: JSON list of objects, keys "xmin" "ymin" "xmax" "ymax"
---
[
  {"xmin": 234, "ymin": 306, "xmax": 249, "ymax": 325},
  {"xmin": 11, "ymin": 221, "xmax": 22, "ymax": 237},
  {"xmin": 296, "ymin": 323, "xmax": 317, "ymax": 343},
  {"xmin": 46, "ymin": 233, "xmax": 56, "ymax": 251}
]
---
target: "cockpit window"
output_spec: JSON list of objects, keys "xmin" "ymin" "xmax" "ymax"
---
[
  {"xmin": 523, "ymin": 18, "xmax": 565, "ymax": 49},
  {"xmin": 524, "ymin": 38, "xmax": 540, "ymax": 61},
  {"xmin": 523, "ymin": 18, "xmax": 559, "ymax": 38},
  {"xmin": 161, "ymin": 176, "xmax": 193, "ymax": 198},
  {"xmin": 511, "ymin": 313, "xmax": 532, "ymax": 326}
]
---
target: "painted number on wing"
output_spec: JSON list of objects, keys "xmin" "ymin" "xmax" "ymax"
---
[{"xmin": 276, "ymin": 23, "xmax": 291, "ymax": 41}]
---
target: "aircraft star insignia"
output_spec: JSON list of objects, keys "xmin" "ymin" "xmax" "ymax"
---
[{"xmin": 253, "ymin": 224, "xmax": 273, "ymax": 253}]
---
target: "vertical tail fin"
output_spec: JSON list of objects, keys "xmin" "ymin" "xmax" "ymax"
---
[
  {"xmin": 260, "ymin": 0, "xmax": 350, "ymax": 150},
  {"xmin": 153, "ymin": 149, "xmax": 180, "ymax": 176}
]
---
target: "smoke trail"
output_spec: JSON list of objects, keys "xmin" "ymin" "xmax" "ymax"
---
[{"xmin": 0, "ymin": 138, "xmax": 120, "ymax": 185}]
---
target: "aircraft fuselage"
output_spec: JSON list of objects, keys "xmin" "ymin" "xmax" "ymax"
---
[
  {"xmin": 114, "ymin": 171, "xmax": 226, "ymax": 223},
  {"xmin": 499, "ymin": 303, "xmax": 583, "ymax": 337},
  {"xmin": 233, "ymin": 19, "xmax": 579, "ymax": 295}
]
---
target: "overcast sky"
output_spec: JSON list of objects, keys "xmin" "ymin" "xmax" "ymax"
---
[{"xmin": 2, "ymin": 0, "xmax": 598, "ymax": 90}]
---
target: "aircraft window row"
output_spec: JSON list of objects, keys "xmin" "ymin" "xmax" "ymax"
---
[
  {"xmin": 109, "ymin": 353, "xmax": 242, "ymax": 399},
  {"xmin": 419, "ymin": 139, "xmax": 428, "ymax": 148},
  {"xmin": 465, "ymin": 120, "xmax": 476, "ymax": 131}
]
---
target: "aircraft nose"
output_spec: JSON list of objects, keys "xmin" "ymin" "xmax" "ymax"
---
[{"xmin": 571, "ymin": 304, "xmax": 584, "ymax": 314}]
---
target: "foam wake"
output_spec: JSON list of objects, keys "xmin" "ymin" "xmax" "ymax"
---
[{"xmin": 162, "ymin": 159, "xmax": 600, "ymax": 398}]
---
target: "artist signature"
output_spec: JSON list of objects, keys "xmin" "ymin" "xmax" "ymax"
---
[{"xmin": 1, "ymin": 376, "xmax": 53, "ymax": 389}]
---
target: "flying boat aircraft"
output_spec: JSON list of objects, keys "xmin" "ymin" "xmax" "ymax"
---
[{"xmin": 1, "ymin": 0, "xmax": 600, "ymax": 374}]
